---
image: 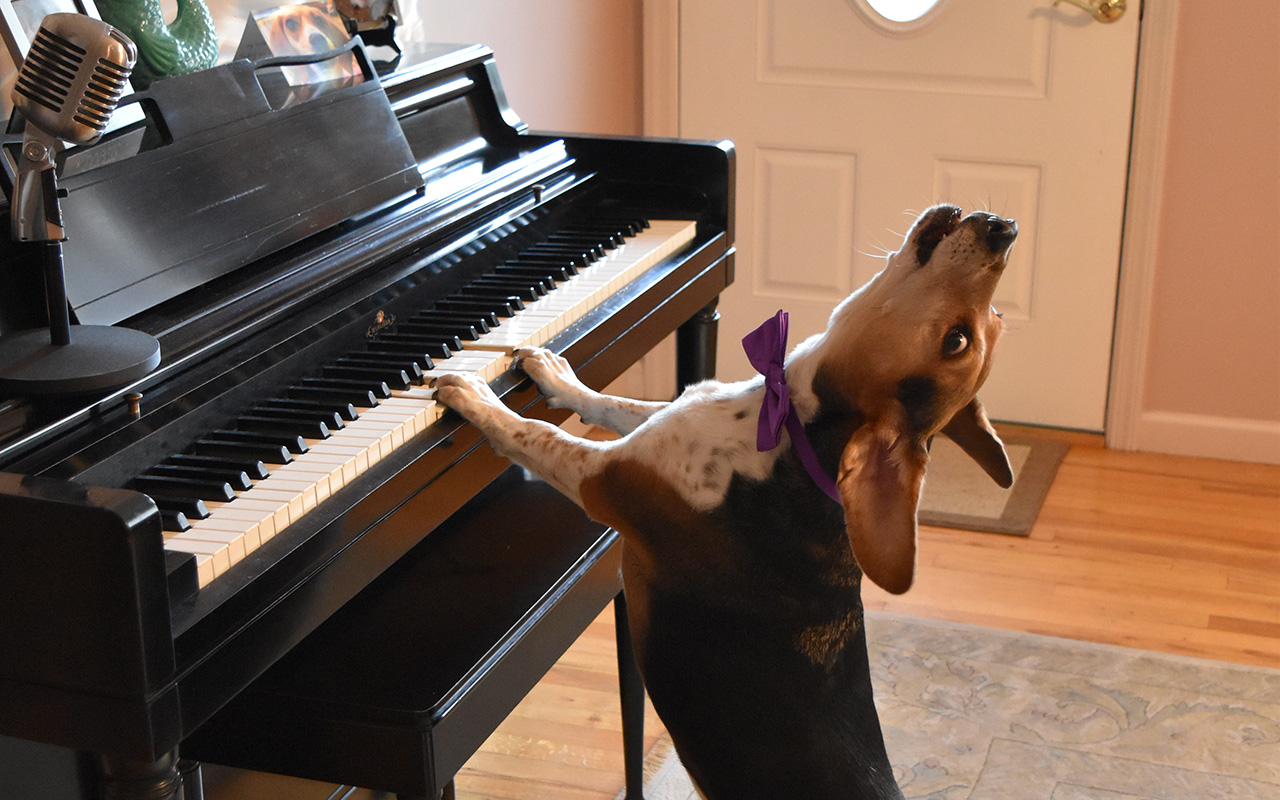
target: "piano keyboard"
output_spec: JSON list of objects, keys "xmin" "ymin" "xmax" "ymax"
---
[{"xmin": 145, "ymin": 218, "xmax": 696, "ymax": 587}]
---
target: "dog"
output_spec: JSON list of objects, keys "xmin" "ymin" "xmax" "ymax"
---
[{"xmin": 434, "ymin": 204, "xmax": 1017, "ymax": 798}]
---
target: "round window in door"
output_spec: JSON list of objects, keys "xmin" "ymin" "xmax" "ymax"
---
[{"xmin": 853, "ymin": 0, "xmax": 947, "ymax": 30}]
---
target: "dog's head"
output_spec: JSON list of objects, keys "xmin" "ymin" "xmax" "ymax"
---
[{"xmin": 809, "ymin": 204, "xmax": 1016, "ymax": 594}]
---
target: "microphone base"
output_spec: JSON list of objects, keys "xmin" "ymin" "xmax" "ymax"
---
[{"xmin": 0, "ymin": 325, "xmax": 161, "ymax": 395}]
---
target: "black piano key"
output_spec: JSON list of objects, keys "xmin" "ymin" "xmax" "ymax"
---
[
  {"xmin": 470, "ymin": 279, "xmax": 545, "ymax": 300},
  {"xmin": 491, "ymin": 265, "xmax": 567, "ymax": 285},
  {"xmin": 536, "ymin": 237, "xmax": 607, "ymax": 256},
  {"xmin": 336, "ymin": 355, "xmax": 428, "ymax": 382},
  {"xmin": 522, "ymin": 245, "xmax": 598, "ymax": 263},
  {"xmin": 568, "ymin": 219, "xmax": 645, "ymax": 236},
  {"xmin": 150, "ymin": 494, "xmax": 211, "ymax": 519},
  {"xmin": 133, "ymin": 475, "xmax": 236, "ymax": 502},
  {"xmin": 147, "ymin": 464, "xmax": 254, "ymax": 491},
  {"xmin": 165, "ymin": 453, "xmax": 271, "ymax": 480},
  {"xmin": 322, "ymin": 364, "xmax": 412, "ymax": 391},
  {"xmin": 532, "ymin": 237, "xmax": 606, "ymax": 252},
  {"xmin": 238, "ymin": 414, "xmax": 331, "ymax": 440},
  {"xmin": 483, "ymin": 270, "xmax": 556, "ymax": 292},
  {"xmin": 588, "ymin": 214, "xmax": 649, "ymax": 231},
  {"xmin": 393, "ymin": 321, "xmax": 481, "ymax": 341},
  {"xmin": 453, "ymin": 290, "xmax": 525, "ymax": 311},
  {"xmin": 205, "ymin": 429, "xmax": 309, "ymax": 456},
  {"xmin": 297, "ymin": 378, "xmax": 390, "ymax": 401},
  {"xmin": 413, "ymin": 309, "xmax": 497, "ymax": 331},
  {"xmin": 363, "ymin": 341, "xmax": 450, "ymax": 363},
  {"xmin": 505, "ymin": 257, "xmax": 582, "ymax": 275},
  {"xmin": 160, "ymin": 509, "xmax": 191, "ymax": 532},
  {"xmin": 193, "ymin": 438, "xmax": 294, "ymax": 465},
  {"xmin": 435, "ymin": 298, "xmax": 516, "ymax": 318},
  {"xmin": 250, "ymin": 404, "xmax": 347, "ymax": 430},
  {"xmin": 548, "ymin": 231, "xmax": 622, "ymax": 249},
  {"xmin": 374, "ymin": 332, "xmax": 464, "ymax": 354},
  {"xmin": 257, "ymin": 398, "xmax": 360, "ymax": 423}
]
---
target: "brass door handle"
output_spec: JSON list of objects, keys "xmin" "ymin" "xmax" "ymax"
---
[{"xmin": 1052, "ymin": 0, "xmax": 1126, "ymax": 23}]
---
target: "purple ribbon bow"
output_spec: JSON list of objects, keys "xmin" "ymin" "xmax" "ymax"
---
[{"xmin": 742, "ymin": 310, "xmax": 840, "ymax": 502}]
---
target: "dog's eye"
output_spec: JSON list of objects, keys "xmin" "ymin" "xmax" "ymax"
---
[{"xmin": 942, "ymin": 327, "xmax": 970, "ymax": 358}]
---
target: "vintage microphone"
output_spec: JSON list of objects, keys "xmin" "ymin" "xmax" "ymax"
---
[{"xmin": 0, "ymin": 13, "xmax": 160, "ymax": 395}]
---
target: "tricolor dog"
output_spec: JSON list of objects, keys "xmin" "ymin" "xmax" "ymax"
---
[{"xmin": 435, "ymin": 204, "xmax": 1017, "ymax": 798}]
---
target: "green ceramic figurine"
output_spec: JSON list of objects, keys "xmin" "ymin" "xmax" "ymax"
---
[{"xmin": 96, "ymin": 0, "xmax": 219, "ymax": 87}]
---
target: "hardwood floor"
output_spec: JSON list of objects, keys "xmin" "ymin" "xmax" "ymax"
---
[{"xmin": 450, "ymin": 428, "xmax": 1280, "ymax": 799}]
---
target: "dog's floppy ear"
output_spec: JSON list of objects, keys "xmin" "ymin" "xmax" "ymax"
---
[
  {"xmin": 941, "ymin": 398, "xmax": 1014, "ymax": 488},
  {"xmin": 837, "ymin": 420, "xmax": 927, "ymax": 595}
]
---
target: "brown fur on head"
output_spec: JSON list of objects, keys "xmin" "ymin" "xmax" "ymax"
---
[{"xmin": 805, "ymin": 204, "xmax": 1017, "ymax": 594}]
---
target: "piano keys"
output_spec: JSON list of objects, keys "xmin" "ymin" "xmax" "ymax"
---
[
  {"xmin": 155, "ymin": 218, "xmax": 697, "ymax": 587},
  {"xmin": 0, "ymin": 41, "xmax": 733, "ymax": 799}
]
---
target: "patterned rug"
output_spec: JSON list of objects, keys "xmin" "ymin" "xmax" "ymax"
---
[{"xmin": 632, "ymin": 612, "xmax": 1280, "ymax": 799}]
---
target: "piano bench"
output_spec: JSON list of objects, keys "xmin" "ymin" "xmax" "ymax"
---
[{"xmin": 182, "ymin": 466, "xmax": 637, "ymax": 799}]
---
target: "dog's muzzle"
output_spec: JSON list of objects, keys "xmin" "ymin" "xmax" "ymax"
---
[{"xmin": 974, "ymin": 212, "xmax": 1018, "ymax": 255}]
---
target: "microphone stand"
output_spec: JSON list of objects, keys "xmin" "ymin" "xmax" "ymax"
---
[
  {"xmin": 15, "ymin": 128, "xmax": 72, "ymax": 346},
  {"xmin": 0, "ymin": 126, "xmax": 161, "ymax": 395}
]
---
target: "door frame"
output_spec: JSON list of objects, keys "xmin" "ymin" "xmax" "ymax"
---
[{"xmin": 640, "ymin": 0, "xmax": 1177, "ymax": 448}]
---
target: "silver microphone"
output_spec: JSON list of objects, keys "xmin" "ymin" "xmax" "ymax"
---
[
  {"xmin": 9, "ymin": 13, "xmax": 136, "ymax": 241},
  {"xmin": 13, "ymin": 13, "xmax": 137, "ymax": 144}
]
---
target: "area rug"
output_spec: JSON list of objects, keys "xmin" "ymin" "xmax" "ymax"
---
[
  {"xmin": 917, "ymin": 436, "xmax": 1068, "ymax": 536},
  {"xmin": 631, "ymin": 612, "xmax": 1280, "ymax": 800}
]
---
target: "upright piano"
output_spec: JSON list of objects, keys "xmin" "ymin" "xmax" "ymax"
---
[{"xmin": 0, "ymin": 42, "xmax": 733, "ymax": 799}]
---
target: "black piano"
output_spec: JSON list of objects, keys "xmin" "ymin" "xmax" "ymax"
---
[{"xmin": 0, "ymin": 42, "xmax": 732, "ymax": 799}]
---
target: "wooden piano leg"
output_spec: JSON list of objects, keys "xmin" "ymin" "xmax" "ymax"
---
[
  {"xmin": 614, "ymin": 592, "xmax": 645, "ymax": 800},
  {"xmin": 676, "ymin": 298, "xmax": 720, "ymax": 391}
]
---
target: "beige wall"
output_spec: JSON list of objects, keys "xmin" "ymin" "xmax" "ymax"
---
[
  {"xmin": 402, "ymin": 0, "xmax": 644, "ymax": 137},
  {"xmin": 1127, "ymin": 0, "xmax": 1280, "ymax": 463},
  {"xmin": 1143, "ymin": 1, "xmax": 1280, "ymax": 429}
]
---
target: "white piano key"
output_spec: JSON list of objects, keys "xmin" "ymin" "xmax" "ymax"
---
[
  {"xmin": 177, "ymin": 524, "xmax": 250, "ymax": 563},
  {"xmin": 187, "ymin": 515, "xmax": 262, "ymax": 552},
  {"xmin": 164, "ymin": 537, "xmax": 227, "ymax": 585}
]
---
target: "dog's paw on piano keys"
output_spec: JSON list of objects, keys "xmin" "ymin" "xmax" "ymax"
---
[
  {"xmin": 512, "ymin": 346, "xmax": 592, "ymax": 412},
  {"xmin": 432, "ymin": 372, "xmax": 513, "ymax": 434}
]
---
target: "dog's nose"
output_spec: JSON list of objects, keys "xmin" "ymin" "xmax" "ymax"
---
[{"xmin": 978, "ymin": 214, "xmax": 1018, "ymax": 253}]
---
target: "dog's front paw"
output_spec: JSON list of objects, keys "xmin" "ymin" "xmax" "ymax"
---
[
  {"xmin": 433, "ymin": 372, "xmax": 509, "ymax": 431},
  {"xmin": 513, "ymin": 347, "xmax": 590, "ymax": 409}
]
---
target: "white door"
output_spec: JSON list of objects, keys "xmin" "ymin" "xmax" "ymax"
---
[{"xmin": 679, "ymin": 0, "xmax": 1140, "ymax": 431}]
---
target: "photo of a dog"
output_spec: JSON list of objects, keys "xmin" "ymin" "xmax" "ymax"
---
[{"xmin": 435, "ymin": 203, "xmax": 1017, "ymax": 798}]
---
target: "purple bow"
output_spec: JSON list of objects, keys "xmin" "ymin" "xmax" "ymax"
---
[{"xmin": 742, "ymin": 311, "xmax": 840, "ymax": 502}]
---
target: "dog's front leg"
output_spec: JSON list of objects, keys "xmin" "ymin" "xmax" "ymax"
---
[
  {"xmin": 434, "ymin": 371, "xmax": 611, "ymax": 507},
  {"xmin": 514, "ymin": 347, "xmax": 667, "ymax": 435}
]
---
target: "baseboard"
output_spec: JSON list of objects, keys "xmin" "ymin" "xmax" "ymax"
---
[{"xmin": 1133, "ymin": 411, "xmax": 1280, "ymax": 465}]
